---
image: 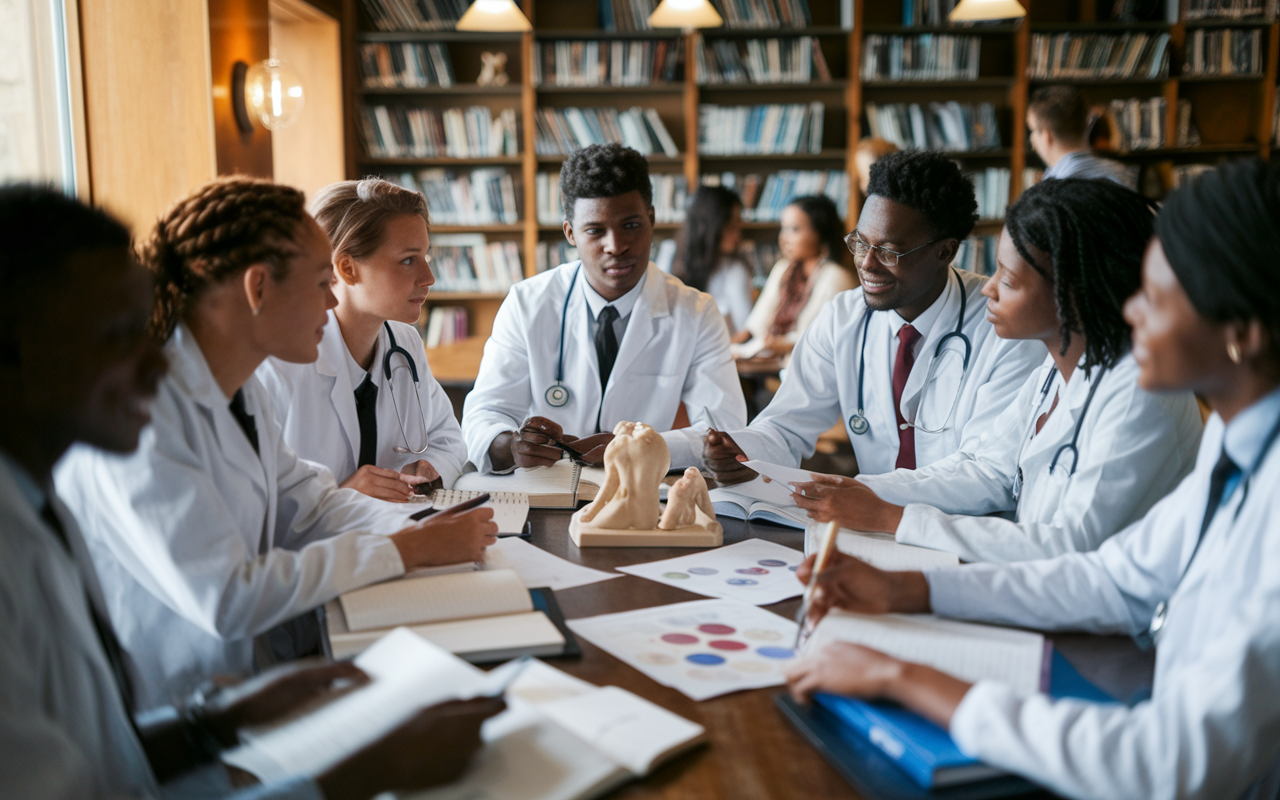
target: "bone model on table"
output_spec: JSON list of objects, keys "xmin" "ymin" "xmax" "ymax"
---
[{"xmin": 570, "ymin": 422, "xmax": 723, "ymax": 548}]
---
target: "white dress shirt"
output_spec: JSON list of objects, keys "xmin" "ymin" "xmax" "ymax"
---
[{"xmin": 928, "ymin": 388, "xmax": 1280, "ymax": 800}]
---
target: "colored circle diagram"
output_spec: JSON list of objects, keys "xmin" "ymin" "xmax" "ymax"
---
[{"xmin": 660, "ymin": 633, "xmax": 699, "ymax": 645}]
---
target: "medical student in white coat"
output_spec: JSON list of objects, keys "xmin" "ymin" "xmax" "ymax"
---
[
  {"xmin": 787, "ymin": 159, "xmax": 1280, "ymax": 800},
  {"xmin": 55, "ymin": 177, "xmax": 497, "ymax": 711},
  {"xmin": 258, "ymin": 178, "xmax": 467, "ymax": 500},
  {"xmin": 705, "ymin": 150, "xmax": 1043, "ymax": 482},
  {"xmin": 462, "ymin": 143, "xmax": 746, "ymax": 474},
  {"xmin": 790, "ymin": 179, "xmax": 1203, "ymax": 563}
]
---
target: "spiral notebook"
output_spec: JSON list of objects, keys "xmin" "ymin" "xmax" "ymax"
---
[{"xmin": 452, "ymin": 460, "xmax": 601, "ymax": 508}]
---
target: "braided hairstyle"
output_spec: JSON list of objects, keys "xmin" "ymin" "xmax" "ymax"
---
[
  {"xmin": 139, "ymin": 176, "xmax": 308, "ymax": 341},
  {"xmin": 1005, "ymin": 178, "xmax": 1157, "ymax": 375}
]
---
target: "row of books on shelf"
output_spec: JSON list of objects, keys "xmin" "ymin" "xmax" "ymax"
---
[
  {"xmin": 535, "ymin": 172, "xmax": 690, "ymax": 225},
  {"xmin": 954, "ymin": 234, "xmax": 998, "ymax": 277},
  {"xmin": 698, "ymin": 103, "xmax": 825, "ymax": 155},
  {"xmin": 534, "ymin": 107, "xmax": 680, "ymax": 157},
  {"xmin": 970, "ymin": 168, "xmax": 1009, "ymax": 221},
  {"xmin": 864, "ymin": 101, "xmax": 1001, "ymax": 153},
  {"xmin": 361, "ymin": 106, "xmax": 519, "ymax": 159},
  {"xmin": 430, "ymin": 235, "xmax": 525, "ymax": 293},
  {"xmin": 1185, "ymin": 0, "xmax": 1275, "ymax": 18},
  {"xmin": 359, "ymin": 0, "xmax": 463, "ymax": 31},
  {"xmin": 393, "ymin": 168, "xmax": 522, "ymax": 226},
  {"xmin": 600, "ymin": 0, "xmax": 813, "ymax": 30},
  {"xmin": 420, "ymin": 306, "xmax": 468, "ymax": 348},
  {"xmin": 703, "ymin": 169, "xmax": 849, "ymax": 221},
  {"xmin": 360, "ymin": 42, "xmax": 454, "ymax": 89},
  {"xmin": 861, "ymin": 35, "xmax": 980, "ymax": 82},
  {"xmin": 694, "ymin": 36, "xmax": 832, "ymax": 85},
  {"xmin": 533, "ymin": 39, "xmax": 683, "ymax": 88},
  {"xmin": 1103, "ymin": 98, "xmax": 1198, "ymax": 151},
  {"xmin": 1027, "ymin": 32, "xmax": 1170, "ymax": 80},
  {"xmin": 535, "ymin": 241, "xmax": 579, "ymax": 274},
  {"xmin": 901, "ymin": 0, "xmax": 961, "ymax": 26},
  {"xmin": 1183, "ymin": 28, "xmax": 1263, "ymax": 76}
]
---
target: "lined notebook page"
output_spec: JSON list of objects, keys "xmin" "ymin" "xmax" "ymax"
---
[
  {"xmin": 836, "ymin": 532, "xmax": 960, "ymax": 571},
  {"xmin": 340, "ymin": 569, "xmax": 532, "ymax": 632},
  {"xmin": 430, "ymin": 489, "xmax": 530, "ymax": 534},
  {"xmin": 455, "ymin": 460, "xmax": 582, "ymax": 497},
  {"xmin": 807, "ymin": 611, "xmax": 1044, "ymax": 695},
  {"xmin": 539, "ymin": 686, "xmax": 706, "ymax": 776}
]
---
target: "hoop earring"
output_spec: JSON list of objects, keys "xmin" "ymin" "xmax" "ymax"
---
[{"xmin": 1227, "ymin": 341, "xmax": 1242, "ymax": 364}]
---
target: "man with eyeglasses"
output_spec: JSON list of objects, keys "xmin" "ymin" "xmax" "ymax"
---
[{"xmin": 704, "ymin": 150, "xmax": 1043, "ymax": 488}]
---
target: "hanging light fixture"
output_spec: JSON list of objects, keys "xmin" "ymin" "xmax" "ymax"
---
[
  {"xmin": 948, "ymin": 0, "xmax": 1026, "ymax": 22},
  {"xmin": 236, "ymin": 58, "xmax": 306, "ymax": 131},
  {"xmin": 649, "ymin": 0, "xmax": 723, "ymax": 29},
  {"xmin": 456, "ymin": 0, "xmax": 532, "ymax": 31}
]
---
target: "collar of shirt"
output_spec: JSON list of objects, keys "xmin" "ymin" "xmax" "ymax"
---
[
  {"xmin": 581, "ymin": 266, "xmax": 647, "ymax": 322},
  {"xmin": 1222, "ymin": 385, "xmax": 1280, "ymax": 481},
  {"xmin": 341, "ymin": 327, "xmax": 377, "ymax": 388},
  {"xmin": 887, "ymin": 268, "xmax": 953, "ymax": 358},
  {"xmin": 0, "ymin": 448, "xmax": 46, "ymax": 515},
  {"xmin": 1043, "ymin": 150, "xmax": 1081, "ymax": 180}
]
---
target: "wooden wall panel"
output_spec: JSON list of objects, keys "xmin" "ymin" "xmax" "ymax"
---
[
  {"xmin": 269, "ymin": 0, "xmax": 344, "ymax": 200},
  {"xmin": 79, "ymin": 0, "xmax": 217, "ymax": 232},
  {"xmin": 209, "ymin": 0, "xmax": 273, "ymax": 177}
]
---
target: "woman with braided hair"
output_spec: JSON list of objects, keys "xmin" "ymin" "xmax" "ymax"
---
[
  {"xmin": 55, "ymin": 176, "xmax": 497, "ymax": 710},
  {"xmin": 789, "ymin": 177, "xmax": 1203, "ymax": 563}
]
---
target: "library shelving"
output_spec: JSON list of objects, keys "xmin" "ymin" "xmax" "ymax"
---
[{"xmin": 340, "ymin": 0, "xmax": 1279, "ymax": 375}]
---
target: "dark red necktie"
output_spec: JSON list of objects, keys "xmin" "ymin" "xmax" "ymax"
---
[{"xmin": 893, "ymin": 324, "xmax": 922, "ymax": 470}]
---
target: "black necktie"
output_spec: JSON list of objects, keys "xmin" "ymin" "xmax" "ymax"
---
[
  {"xmin": 41, "ymin": 503, "xmax": 137, "ymax": 714},
  {"xmin": 1199, "ymin": 447, "xmax": 1240, "ymax": 539},
  {"xmin": 228, "ymin": 389, "xmax": 259, "ymax": 456},
  {"xmin": 595, "ymin": 306, "xmax": 620, "ymax": 392},
  {"xmin": 354, "ymin": 373, "xmax": 379, "ymax": 468}
]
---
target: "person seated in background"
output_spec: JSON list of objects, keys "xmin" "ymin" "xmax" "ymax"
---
[
  {"xmin": 739, "ymin": 194, "xmax": 857, "ymax": 360},
  {"xmin": 55, "ymin": 176, "xmax": 497, "ymax": 711},
  {"xmin": 1028, "ymin": 86, "xmax": 1132, "ymax": 187},
  {"xmin": 258, "ymin": 178, "xmax": 467, "ymax": 501},
  {"xmin": 790, "ymin": 178, "xmax": 1203, "ymax": 563},
  {"xmin": 705, "ymin": 150, "xmax": 1043, "ymax": 483},
  {"xmin": 853, "ymin": 136, "xmax": 899, "ymax": 197},
  {"xmin": 672, "ymin": 185, "xmax": 754, "ymax": 342},
  {"xmin": 0, "ymin": 184, "xmax": 501, "ymax": 800},
  {"xmin": 462, "ymin": 143, "xmax": 746, "ymax": 475},
  {"xmin": 786, "ymin": 159, "xmax": 1280, "ymax": 800}
]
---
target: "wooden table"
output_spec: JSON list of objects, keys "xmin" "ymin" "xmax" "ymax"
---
[{"xmin": 513, "ymin": 510, "xmax": 1155, "ymax": 800}]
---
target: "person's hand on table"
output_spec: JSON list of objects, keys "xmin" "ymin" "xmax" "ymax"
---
[
  {"xmin": 702, "ymin": 431, "xmax": 756, "ymax": 485},
  {"xmin": 790, "ymin": 473, "xmax": 904, "ymax": 534},
  {"xmin": 317, "ymin": 696, "xmax": 506, "ymax": 800},
  {"xmin": 341, "ymin": 464, "xmax": 428, "ymax": 502},
  {"xmin": 795, "ymin": 550, "xmax": 931, "ymax": 624},
  {"xmin": 203, "ymin": 660, "xmax": 371, "ymax": 747},
  {"xmin": 401, "ymin": 459, "xmax": 443, "ymax": 496},
  {"xmin": 391, "ymin": 505, "xmax": 498, "ymax": 568},
  {"xmin": 566, "ymin": 432, "xmax": 613, "ymax": 466}
]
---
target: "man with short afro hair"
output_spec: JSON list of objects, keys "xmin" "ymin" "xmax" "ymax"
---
[
  {"xmin": 705, "ymin": 148, "xmax": 1044, "ymax": 484},
  {"xmin": 463, "ymin": 143, "xmax": 746, "ymax": 474}
]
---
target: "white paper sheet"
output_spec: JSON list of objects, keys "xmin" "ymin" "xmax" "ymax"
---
[
  {"xmin": 616, "ymin": 539, "xmax": 805, "ymax": 606},
  {"xmin": 339, "ymin": 569, "xmax": 531, "ymax": 631},
  {"xmin": 836, "ymin": 531, "xmax": 960, "ymax": 571},
  {"xmin": 742, "ymin": 460, "xmax": 821, "ymax": 497},
  {"xmin": 567, "ymin": 599, "xmax": 800, "ymax": 701},
  {"xmin": 485, "ymin": 537, "xmax": 621, "ymax": 591}
]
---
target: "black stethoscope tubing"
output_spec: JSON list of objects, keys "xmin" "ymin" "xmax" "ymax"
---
[{"xmin": 380, "ymin": 321, "xmax": 430, "ymax": 455}]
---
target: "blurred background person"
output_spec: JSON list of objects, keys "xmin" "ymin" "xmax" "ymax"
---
[{"xmin": 674, "ymin": 185, "xmax": 754, "ymax": 342}]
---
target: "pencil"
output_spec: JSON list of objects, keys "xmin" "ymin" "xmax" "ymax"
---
[{"xmin": 794, "ymin": 520, "xmax": 840, "ymax": 650}]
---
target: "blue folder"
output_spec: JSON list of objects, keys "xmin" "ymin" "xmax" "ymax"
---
[{"xmin": 776, "ymin": 650, "xmax": 1118, "ymax": 800}]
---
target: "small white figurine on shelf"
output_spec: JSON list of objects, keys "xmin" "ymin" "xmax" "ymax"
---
[
  {"xmin": 477, "ymin": 51, "xmax": 509, "ymax": 87},
  {"xmin": 571, "ymin": 421, "xmax": 723, "ymax": 548}
]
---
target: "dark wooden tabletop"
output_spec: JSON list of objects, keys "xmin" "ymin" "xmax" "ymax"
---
[{"xmin": 520, "ymin": 509, "xmax": 1157, "ymax": 800}]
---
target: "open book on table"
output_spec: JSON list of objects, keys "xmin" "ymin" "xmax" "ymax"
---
[
  {"xmin": 224, "ymin": 631, "xmax": 706, "ymax": 800},
  {"xmin": 454, "ymin": 460, "xmax": 601, "ymax": 508},
  {"xmin": 324, "ymin": 568, "xmax": 576, "ymax": 662}
]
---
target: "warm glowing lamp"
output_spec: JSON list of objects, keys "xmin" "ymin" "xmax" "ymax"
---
[
  {"xmin": 242, "ymin": 58, "xmax": 305, "ymax": 131},
  {"xmin": 648, "ymin": 0, "xmax": 723, "ymax": 29},
  {"xmin": 948, "ymin": 0, "xmax": 1026, "ymax": 22},
  {"xmin": 456, "ymin": 0, "xmax": 532, "ymax": 31}
]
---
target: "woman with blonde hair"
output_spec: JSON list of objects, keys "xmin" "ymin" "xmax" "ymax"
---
[{"xmin": 258, "ymin": 177, "xmax": 466, "ymax": 500}]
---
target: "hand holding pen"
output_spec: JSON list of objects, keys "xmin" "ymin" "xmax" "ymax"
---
[{"xmin": 794, "ymin": 521, "xmax": 841, "ymax": 651}]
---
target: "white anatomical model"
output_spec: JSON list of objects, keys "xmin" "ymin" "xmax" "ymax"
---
[
  {"xmin": 659, "ymin": 468, "xmax": 716, "ymax": 531},
  {"xmin": 578, "ymin": 421, "xmax": 668, "ymax": 530}
]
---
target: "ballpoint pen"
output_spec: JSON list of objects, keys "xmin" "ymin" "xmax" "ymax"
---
[{"xmin": 794, "ymin": 520, "xmax": 840, "ymax": 651}]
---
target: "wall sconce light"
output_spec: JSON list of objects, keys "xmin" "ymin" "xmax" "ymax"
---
[
  {"xmin": 948, "ymin": 0, "xmax": 1026, "ymax": 22},
  {"xmin": 649, "ymin": 0, "xmax": 723, "ymax": 29},
  {"xmin": 456, "ymin": 0, "xmax": 532, "ymax": 31},
  {"xmin": 232, "ymin": 58, "xmax": 305, "ymax": 133}
]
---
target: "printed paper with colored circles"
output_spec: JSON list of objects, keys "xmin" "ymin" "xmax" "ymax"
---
[
  {"xmin": 615, "ymin": 539, "xmax": 806, "ymax": 606},
  {"xmin": 566, "ymin": 599, "xmax": 800, "ymax": 700}
]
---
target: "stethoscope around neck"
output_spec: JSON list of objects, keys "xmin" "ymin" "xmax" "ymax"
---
[
  {"xmin": 546, "ymin": 265, "xmax": 582, "ymax": 409},
  {"xmin": 1011, "ymin": 364, "xmax": 1108, "ymax": 502},
  {"xmin": 848, "ymin": 268, "xmax": 972, "ymax": 437},
  {"xmin": 380, "ymin": 321, "xmax": 430, "ymax": 455}
]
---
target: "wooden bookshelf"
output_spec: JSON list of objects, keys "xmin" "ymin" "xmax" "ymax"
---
[{"xmin": 340, "ymin": 0, "xmax": 1279, "ymax": 379}]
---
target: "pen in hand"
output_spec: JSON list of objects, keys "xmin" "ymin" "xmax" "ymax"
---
[{"xmin": 794, "ymin": 521, "xmax": 840, "ymax": 651}]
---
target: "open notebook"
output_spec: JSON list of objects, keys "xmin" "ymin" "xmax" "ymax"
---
[
  {"xmin": 224, "ymin": 632, "xmax": 706, "ymax": 800},
  {"xmin": 418, "ymin": 490, "xmax": 530, "ymax": 535},
  {"xmin": 325, "ymin": 569, "xmax": 570, "ymax": 662},
  {"xmin": 708, "ymin": 477, "xmax": 809, "ymax": 529},
  {"xmin": 454, "ymin": 460, "xmax": 602, "ymax": 508}
]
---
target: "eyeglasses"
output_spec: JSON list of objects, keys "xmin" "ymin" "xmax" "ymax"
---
[{"xmin": 845, "ymin": 232, "xmax": 942, "ymax": 266}]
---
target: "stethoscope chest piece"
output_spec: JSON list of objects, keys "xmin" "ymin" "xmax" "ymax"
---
[
  {"xmin": 546, "ymin": 383, "xmax": 570, "ymax": 407},
  {"xmin": 848, "ymin": 411, "xmax": 870, "ymax": 436},
  {"xmin": 1148, "ymin": 600, "xmax": 1169, "ymax": 643}
]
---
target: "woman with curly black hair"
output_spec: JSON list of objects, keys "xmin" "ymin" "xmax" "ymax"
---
[{"xmin": 790, "ymin": 177, "xmax": 1204, "ymax": 563}]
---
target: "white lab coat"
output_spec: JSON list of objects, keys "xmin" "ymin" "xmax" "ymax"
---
[
  {"xmin": 858, "ymin": 353, "xmax": 1204, "ymax": 562},
  {"xmin": 462, "ymin": 261, "xmax": 747, "ymax": 473},
  {"xmin": 54, "ymin": 324, "xmax": 411, "ymax": 710},
  {"xmin": 257, "ymin": 311, "xmax": 467, "ymax": 488},
  {"xmin": 928, "ymin": 391, "xmax": 1280, "ymax": 800},
  {"xmin": 730, "ymin": 269, "xmax": 1045, "ymax": 475}
]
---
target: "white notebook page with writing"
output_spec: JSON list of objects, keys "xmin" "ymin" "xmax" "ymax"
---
[{"xmin": 339, "ymin": 569, "xmax": 531, "ymax": 631}]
